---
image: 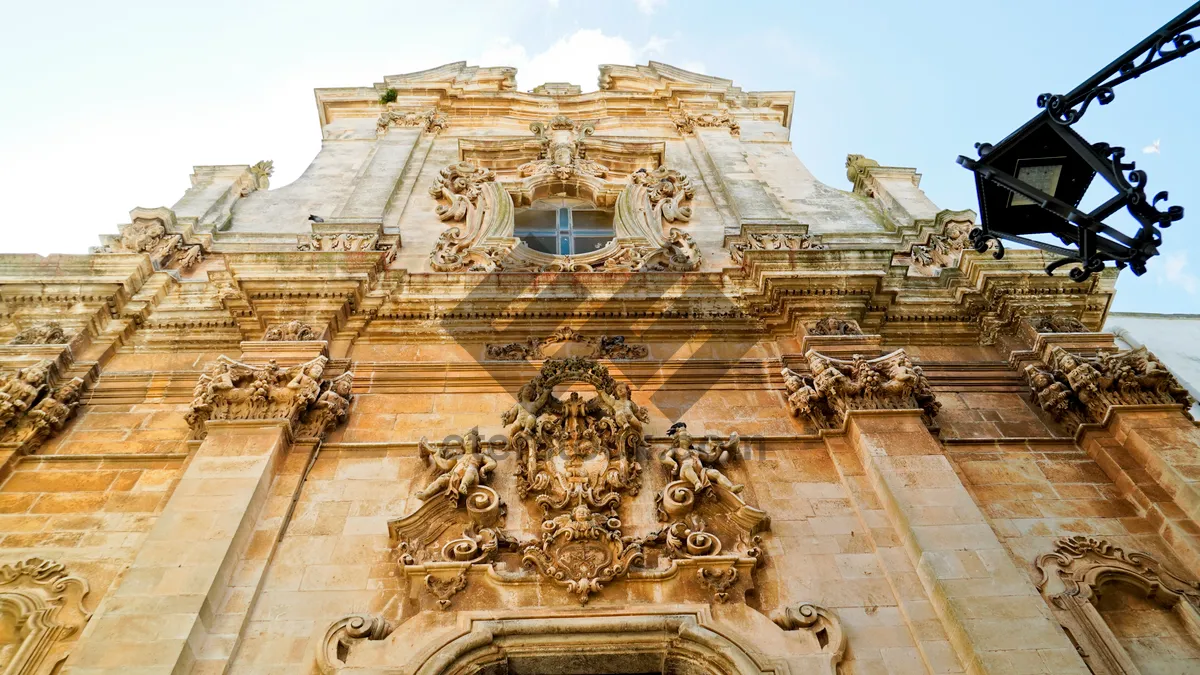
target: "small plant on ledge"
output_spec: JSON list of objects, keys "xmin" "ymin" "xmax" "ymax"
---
[{"xmin": 379, "ymin": 88, "xmax": 398, "ymax": 105}]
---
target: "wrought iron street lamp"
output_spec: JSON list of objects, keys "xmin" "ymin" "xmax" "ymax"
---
[{"xmin": 958, "ymin": 3, "xmax": 1199, "ymax": 281}]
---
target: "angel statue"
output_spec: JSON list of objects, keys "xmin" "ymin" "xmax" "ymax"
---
[
  {"xmin": 415, "ymin": 428, "xmax": 497, "ymax": 502},
  {"xmin": 660, "ymin": 422, "xmax": 743, "ymax": 494}
]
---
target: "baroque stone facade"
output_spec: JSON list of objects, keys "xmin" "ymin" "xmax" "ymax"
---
[{"xmin": 1, "ymin": 60, "xmax": 1199, "ymax": 675}]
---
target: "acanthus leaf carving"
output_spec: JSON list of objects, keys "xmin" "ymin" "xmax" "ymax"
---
[
  {"xmin": 297, "ymin": 233, "xmax": 383, "ymax": 252},
  {"xmin": 729, "ymin": 231, "xmax": 825, "ymax": 266},
  {"xmin": 673, "ymin": 109, "xmax": 740, "ymax": 137},
  {"xmin": 631, "ymin": 167, "xmax": 695, "ymax": 224},
  {"xmin": 0, "ymin": 360, "xmax": 85, "ymax": 452},
  {"xmin": 782, "ymin": 349, "xmax": 940, "ymax": 429},
  {"xmin": 248, "ymin": 160, "xmax": 274, "ymax": 192},
  {"xmin": 8, "ymin": 322, "xmax": 69, "ymax": 346},
  {"xmin": 184, "ymin": 356, "xmax": 353, "ymax": 440},
  {"xmin": 1026, "ymin": 345, "xmax": 1191, "ymax": 432}
]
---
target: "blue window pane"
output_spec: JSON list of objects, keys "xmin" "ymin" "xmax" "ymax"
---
[
  {"xmin": 558, "ymin": 208, "xmax": 571, "ymax": 229},
  {"xmin": 559, "ymin": 237, "xmax": 571, "ymax": 255}
]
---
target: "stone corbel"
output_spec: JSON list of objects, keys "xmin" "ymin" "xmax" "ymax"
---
[
  {"xmin": 892, "ymin": 209, "xmax": 977, "ymax": 277},
  {"xmin": 315, "ymin": 614, "xmax": 393, "ymax": 674},
  {"xmin": 782, "ymin": 349, "xmax": 940, "ymax": 429}
]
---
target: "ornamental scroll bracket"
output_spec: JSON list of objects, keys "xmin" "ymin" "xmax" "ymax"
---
[{"xmin": 426, "ymin": 161, "xmax": 702, "ymax": 273}]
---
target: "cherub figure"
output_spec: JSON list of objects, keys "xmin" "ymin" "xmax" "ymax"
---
[
  {"xmin": 1026, "ymin": 365, "xmax": 1074, "ymax": 419},
  {"xmin": 597, "ymin": 382, "xmax": 649, "ymax": 435},
  {"xmin": 660, "ymin": 422, "xmax": 743, "ymax": 494},
  {"xmin": 415, "ymin": 428, "xmax": 497, "ymax": 502},
  {"xmin": 501, "ymin": 383, "xmax": 551, "ymax": 437}
]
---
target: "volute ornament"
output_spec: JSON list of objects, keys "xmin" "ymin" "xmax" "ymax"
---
[
  {"xmin": 782, "ymin": 349, "xmax": 940, "ymax": 429},
  {"xmin": 631, "ymin": 166, "xmax": 695, "ymax": 223}
]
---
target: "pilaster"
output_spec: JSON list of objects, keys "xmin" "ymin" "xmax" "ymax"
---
[
  {"xmin": 65, "ymin": 419, "xmax": 292, "ymax": 674},
  {"xmin": 828, "ymin": 411, "xmax": 1088, "ymax": 674}
]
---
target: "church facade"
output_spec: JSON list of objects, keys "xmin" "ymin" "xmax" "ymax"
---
[{"xmin": 2, "ymin": 61, "xmax": 1200, "ymax": 675}]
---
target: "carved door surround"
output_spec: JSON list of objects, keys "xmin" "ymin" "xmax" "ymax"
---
[
  {"xmin": 317, "ymin": 604, "xmax": 844, "ymax": 675},
  {"xmin": 428, "ymin": 119, "xmax": 701, "ymax": 272},
  {"xmin": 1036, "ymin": 536, "xmax": 1200, "ymax": 675}
]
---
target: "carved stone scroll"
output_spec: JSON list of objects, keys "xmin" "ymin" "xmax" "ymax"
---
[
  {"xmin": 0, "ymin": 361, "xmax": 84, "ymax": 452},
  {"xmin": 770, "ymin": 603, "xmax": 845, "ymax": 658},
  {"xmin": 0, "ymin": 558, "xmax": 92, "ymax": 675},
  {"xmin": 184, "ymin": 355, "xmax": 352, "ymax": 439},
  {"xmin": 427, "ymin": 160, "xmax": 702, "ymax": 273},
  {"xmin": 1036, "ymin": 536, "xmax": 1200, "ymax": 675},
  {"xmin": 8, "ymin": 323, "xmax": 69, "ymax": 346},
  {"xmin": 782, "ymin": 349, "xmax": 940, "ymax": 429},
  {"xmin": 388, "ymin": 428, "xmax": 508, "ymax": 566},
  {"xmin": 316, "ymin": 615, "xmax": 393, "ymax": 674},
  {"xmin": 485, "ymin": 328, "xmax": 648, "ymax": 361},
  {"xmin": 1026, "ymin": 345, "xmax": 1191, "ymax": 432}
]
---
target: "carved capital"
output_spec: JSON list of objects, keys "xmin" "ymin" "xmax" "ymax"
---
[
  {"xmin": 185, "ymin": 356, "xmax": 353, "ymax": 439},
  {"xmin": 806, "ymin": 318, "xmax": 862, "ymax": 337},
  {"xmin": 1026, "ymin": 345, "xmax": 1191, "ymax": 432},
  {"xmin": 0, "ymin": 361, "xmax": 84, "ymax": 452},
  {"xmin": 783, "ymin": 349, "xmax": 940, "ymax": 429}
]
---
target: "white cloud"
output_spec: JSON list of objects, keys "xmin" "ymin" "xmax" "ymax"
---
[
  {"xmin": 1143, "ymin": 139, "xmax": 1161, "ymax": 154},
  {"xmin": 1160, "ymin": 252, "xmax": 1199, "ymax": 295},
  {"xmin": 480, "ymin": 29, "xmax": 667, "ymax": 93},
  {"xmin": 634, "ymin": 0, "xmax": 667, "ymax": 15}
]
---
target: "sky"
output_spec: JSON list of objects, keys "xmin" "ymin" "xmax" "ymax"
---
[{"xmin": 2, "ymin": 0, "xmax": 1198, "ymax": 312}]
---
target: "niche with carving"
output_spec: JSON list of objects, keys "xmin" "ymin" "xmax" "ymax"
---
[
  {"xmin": 0, "ymin": 558, "xmax": 91, "ymax": 674},
  {"xmin": 1036, "ymin": 536, "xmax": 1200, "ymax": 675}
]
